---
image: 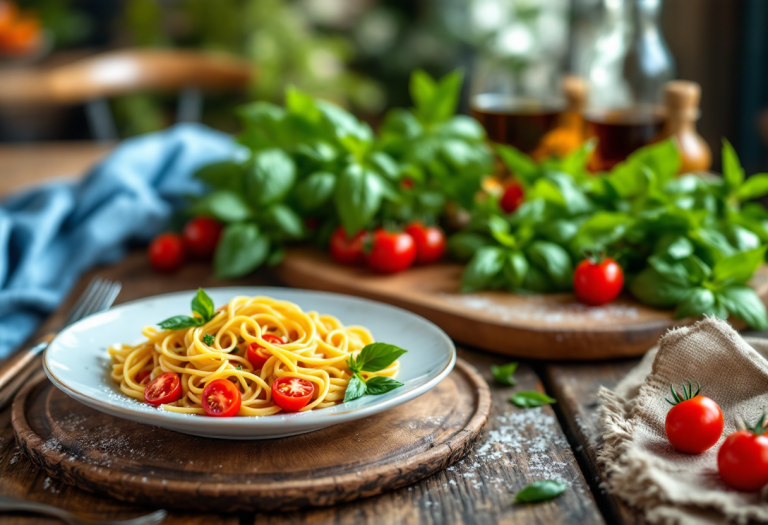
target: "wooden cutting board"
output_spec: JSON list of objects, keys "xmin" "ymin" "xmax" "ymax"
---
[
  {"xmin": 276, "ymin": 248, "xmax": 768, "ymax": 360},
  {"xmin": 13, "ymin": 359, "xmax": 490, "ymax": 512}
]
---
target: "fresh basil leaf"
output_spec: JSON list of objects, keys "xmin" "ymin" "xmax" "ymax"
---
[
  {"xmin": 629, "ymin": 267, "xmax": 692, "ymax": 307},
  {"xmin": 711, "ymin": 245, "xmax": 767, "ymax": 286},
  {"xmin": 194, "ymin": 161, "xmax": 245, "ymax": 193},
  {"xmin": 538, "ymin": 219, "xmax": 579, "ymax": 245},
  {"xmin": 410, "ymin": 70, "xmax": 437, "ymax": 114},
  {"xmin": 521, "ymin": 265, "xmax": 553, "ymax": 293},
  {"xmin": 335, "ymin": 163, "xmax": 383, "ymax": 236},
  {"xmin": 190, "ymin": 190, "xmax": 252, "ymax": 223},
  {"xmin": 503, "ymin": 251, "xmax": 529, "ymax": 289},
  {"xmin": 722, "ymin": 139, "xmax": 744, "ymax": 191},
  {"xmin": 558, "ymin": 138, "xmax": 596, "ymax": 176},
  {"xmin": 737, "ymin": 174, "xmax": 768, "ymax": 201},
  {"xmin": 491, "ymin": 362, "xmax": 518, "ymax": 386},
  {"xmin": 266, "ymin": 245, "xmax": 285, "ymax": 267},
  {"xmin": 655, "ymin": 235, "xmax": 694, "ymax": 260},
  {"xmin": 488, "ymin": 215, "xmax": 516, "ymax": 247},
  {"xmin": 461, "ymin": 247, "xmax": 506, "ymax": 292},
  {"xmin": 356, "ymin": 343, "xmax": 408, "ymax": 373},
  {"xmin": 214, "ymin": 223, "xmax": 270, "ymax": 279},
  {"xmin": 674, "ymin": 288, "xmax": 718, "ymax": 319},
  {"xmin": 726, "ymin": 224, "xmax": 761, "ymax": 252},
  {"xmin": 718, "ymin": 285, "xmax": 768, "ymax": 330},
  {"xmin": 263, "ymin": 203, "xmax": 304, "ymax": 240},
  {"xmin": 648, "ymin": 255, "xmax": 693, "ymax": 286},
  {"xmin": 412, "ymin": 69, "xmax": 463, "ymax": 125},
  {"xmin": 364, "ymin": 376, "xmax": 404, "ymax": 395},
  {"xmin": 158, "ymin": 315, "xmax": 202, "ymax": 330},
  {"xmin": 369, "ymin": 151, "xmax": 399, "ymax": 180},
  {"xmin": 343, "ymin": 374, "xmax": 367, "ymax": 402},
  {"xmin": 295, "ymin": 171, "xmax": 336, "ymax": 211},
  {"xmin": 515, "ymin": 480, "xmax": 567, "ymax": 503},
  {"xmin": 510, "ymin": 391, "xmax": 557, "ymax": 408},
  {"xmin": 692, "ymin": 228, "xmax": 737, "ymax": 263},
  {"xmin": 436, "ymin": 115, "xmax": 486, "ymax": 141},
  {"xmin": 526, "ymin": 241, "xmax": 572, "ymax": 290},
  {"xmin": 629, "ymin": 138, "xmax": 679, "ymax": 182},
  {"xmin": 448, "ymin": 232, "xmax": 493, "ymax": 262},
  {"xmin": 191, "ymin": 288, "xmax": 215, "ymax": 322},
  {"xmin": 317, "ymin": 100, "xmax": 373, "ymax": 145},
  {"xmin": 246, "ymin": 149, "xmax": 296, "ymax": 206},
  {"xmin": 573, "ymin": 212, "xmax": 632, "ymax": 252},
  {"xmin": 496, "ymin": 144, "xmax": 537, "ymax": 183},
  {"xmin": 541, "ymin": 172, "xmax": 593, "ymax": 214}
]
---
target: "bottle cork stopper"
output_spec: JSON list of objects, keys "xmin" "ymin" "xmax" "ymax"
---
[
  {"xmin": 562, "ymin": 76, "xmax": 586, "ymax": 112},
  {"xmin": 664, "ymin": 81, "xmax": 701, "ymax": 119}
]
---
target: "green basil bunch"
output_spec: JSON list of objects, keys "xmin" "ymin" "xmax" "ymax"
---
[{"xmin": 452, "ymin": 139, "xmax": 768, "ymax": 329}]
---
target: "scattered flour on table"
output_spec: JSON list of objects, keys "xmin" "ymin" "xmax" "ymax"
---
[{"xmin": 442, "ymin": 294, "xmax": 639, "ymax": 325}]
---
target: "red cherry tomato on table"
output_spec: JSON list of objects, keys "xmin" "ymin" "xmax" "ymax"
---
[
  {"xmin": 366, "ymin": 229, "xmax": 416, "ymax": 274},
  {"xmin": 573, "ymin": 256, "xmax": 624, "ymax": 306},
  {"xmin": 144, "ymin": 372, "xmax": 182, "ymax": 405},
  {"xmin": 500, "ymin": 183, "xmax": 524, "ymax": 214},
  {"xmin": 247, "ymin": 333, "xmax": 283, "ymax": 369},
  {"xmin": 202, "ymin": 378, "xmax": 242, "ymax": 417},
  {"xmin": 272, "ymin": 377, "xmax": 314, "ymax": 412},
  {"xmin": 664, "ymin": 381, "xmax": 724, "ymax": 454},
  {"xmin": 329, "ymin": 227, "xmax": 367, "ymax": 266},
  {"xmin": 404, "ymin": 222, "xmax": 446, "ymax": 265},
  {"xmin": 718, "ymin": 415, "xmax": 768, "ymax": 491},
  {"xmin": 148, "ymin": 233, "xmax": 185, "ymax": 273},
  {"xmin": 183, "ymin": 217, "xmax": 223, "ymax": 259}
]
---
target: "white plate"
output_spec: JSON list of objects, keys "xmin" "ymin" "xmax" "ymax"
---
[{"xmin": 44, "ymin": 287, "xmax": 456, "ymax": 439}]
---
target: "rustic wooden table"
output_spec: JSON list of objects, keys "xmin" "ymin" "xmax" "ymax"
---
[{"xmin": 0, "ymin": 144, "xmax": 644, "ymax": 524}]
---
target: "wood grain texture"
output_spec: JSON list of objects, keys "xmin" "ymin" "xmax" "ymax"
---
[
  {"xmin": 13, "ymin": 360, "xmax": 490, "ymax": 512},
  {"xmin": 544, "ymin": 361, "xmax": 644, "ymax": 525},
  {"xmin": 276, "ymin": 248, "xmax": 768, "ymax": 361}
]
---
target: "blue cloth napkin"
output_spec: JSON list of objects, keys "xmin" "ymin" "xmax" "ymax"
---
[{"xmin": 0, "ymin": 123, "xmax": 238, "ymax": 358}]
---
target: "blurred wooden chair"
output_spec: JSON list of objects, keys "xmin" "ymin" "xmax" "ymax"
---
[{"xmin": 0, "ymin": 49, "xmax": 253, "ymax": 141}]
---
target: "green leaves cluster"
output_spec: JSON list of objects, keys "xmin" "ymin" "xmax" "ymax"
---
[
  {"xmin": 452, "ymin": 139, "xmax": 768, "ymax": 329},
  {"xmin": 190, "ymin": 69, "xmax": 493, "ymax": 279},
  {"xmin": 158, "ymin": 289, "xmax": 217, "ymax": 330},
  {"xmin": 343, "ymin": 343, "xmax": 408, "ymax": 402}
]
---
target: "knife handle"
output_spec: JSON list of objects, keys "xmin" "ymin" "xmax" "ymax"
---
[{"xmin": 0, "ymin": 333, "xmax": 54, "ymax": 392}]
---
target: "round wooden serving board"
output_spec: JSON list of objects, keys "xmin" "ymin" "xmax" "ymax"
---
[
  {"xmin": 276, "ymin": 248, "xmax": 768, "ymax": 360},
  {"xmin": 13, "ymin": 359, "xmax": 489, "ymax": 512}
]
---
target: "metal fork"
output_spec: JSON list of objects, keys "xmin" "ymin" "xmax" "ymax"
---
[
  {"xmin": 0, "ymin": 495, "xmax": 166, "ymax": 525},
  {"xmin": 0, "ymin": 277, "xmax": 122, "ymax": 409}
]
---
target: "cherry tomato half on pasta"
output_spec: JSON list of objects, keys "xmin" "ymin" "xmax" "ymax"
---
[
  {"xmin": 404, "ymin": 222, "xmax": 446, "ymax": 265},
  {"xmin": 573, "ymin": 256, "xmax": 624, "ymax": 306},
  {"xmin": 247, "ymin": 333, "xmax": 283, "ymax": 369},
  {"xmin": 182, "ymin": 216, "xmax": 223, "ymax": 259},
  {"xmin": 718, "ymin": 415, "xmax": 768, "ymax": 491},
  {"xmin": 144, "ymin": 372, "xmax": 182, "ymax": 405},
  {"xmin": 272, "ymin": 377, "xmax": 314, "ymax": 412},
  {"xmin": 366, "ymin": 229, "xmax": 416, "ymax": 274},
  {"xmin": 329, "ymin": 227, "xmax": 367, "ymax": 266},
  {"xmin": 135, "ymin": 370, "xmax": 151, "ymax": 386},
  {"xmin": 148, "ymin": 233, "xmax": 185, "ymax": 273},
  {"xmin": 664, "ymin": 381, "xmax": 723, "ymax": 454},
  {"xmin": 202, "ymin": 379, "xmax": 242, "ymax": 417}
]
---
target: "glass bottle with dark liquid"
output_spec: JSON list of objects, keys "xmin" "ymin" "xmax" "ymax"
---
[{"xmin": 584, "ymin": 0, "xmax": 676, "ymax": 171}]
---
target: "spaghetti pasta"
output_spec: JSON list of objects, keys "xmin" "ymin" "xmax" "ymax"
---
[{"xmin": 108, "ymin": 295, "xmax": 402, "ymax": 416}]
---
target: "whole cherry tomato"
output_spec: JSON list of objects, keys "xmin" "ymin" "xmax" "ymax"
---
[
  {"xmin": 144, "ymin": 372, "xmax": 182, "ymax": 405},
  {"xmin": 202, "ymin": 378, "xmax": 242, "ymax": 417},
  {"xmin": 329, "ymin": 227, "xmax": 367, "ymax": 266},
  {"xmin": 404, "ymin": 222, "xmax": 446, "ymax": 265},
  {"xmin": 183, "ymin": 217, "xmax": 223, "ymax": 259},
  {"xmin": 246, "ymin": 333, "xmax": 283, "ymax": 369},
  {"xmin": 718, "ymin": 414, "xmax": 768, "ymax": 491},
  {"xmin": 148, "ymin": 233, "xmax": 185, "ymax": 273},
  {"xmin": 665, "ymin": 381, "xmax": 724, "ymax": 454},
  {"xmin": 500, "ymin": 183, "xmax": 524, "ymax": 214},
  {"xmin": 366, "ymin": 229, "xmax": 416, "ymax": 274},
  {"xmin": 573, "ymin": 256, "xmax": 624, "ymax": 306},
  {"xmin": 272, "ymin": 377, "xmax": 314, "ymax": 412}
]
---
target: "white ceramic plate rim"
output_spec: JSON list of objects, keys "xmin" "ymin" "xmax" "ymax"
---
[{"xmin": 43, "ymin": 287, "xmax": 456, "ymax": 432}]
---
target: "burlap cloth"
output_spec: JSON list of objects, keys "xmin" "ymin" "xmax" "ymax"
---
[{"xmin": 598, "ymin": 317, "xmax": 768, "ymax": 525}]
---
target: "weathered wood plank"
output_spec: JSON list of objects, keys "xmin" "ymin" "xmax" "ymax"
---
[
  {"xmin": 253, "ymin": 350, "xmax": 605, "ymax": 525},
  {"xmin": 544, "ymin": 361, "xmax": 644, "ymax": 525}
]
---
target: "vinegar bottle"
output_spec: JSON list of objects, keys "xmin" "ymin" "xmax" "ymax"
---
[{"xmin": 661, "ymin": 81, "xmax": 711, "ymax": 173}]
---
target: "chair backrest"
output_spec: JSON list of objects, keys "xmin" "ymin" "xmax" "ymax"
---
[{"xmin": 0, "ymin": 49, "xmax": 253, "ymax": 105}]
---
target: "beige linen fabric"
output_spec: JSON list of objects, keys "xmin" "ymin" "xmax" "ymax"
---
[{"xmin": 598, "ymin": 317, "xmax": 768, "ymax": 525}]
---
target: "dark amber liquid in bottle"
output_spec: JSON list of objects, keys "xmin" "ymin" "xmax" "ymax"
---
[
  {"xmin": 471, "ymin": 101, "xmax": 563, "ymax": 155},
  {"xmin": 584, "ymin": 109, "xmax": 666, "ymax": 171}
]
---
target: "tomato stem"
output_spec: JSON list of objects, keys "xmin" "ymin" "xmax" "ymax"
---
[
  {"xmin": 745, "ymin": 413, "xmax": 768, "ymax": 435},
  {"xmin": 664, "ymin": 380, "xmax": 702, "ymax": 406}
]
